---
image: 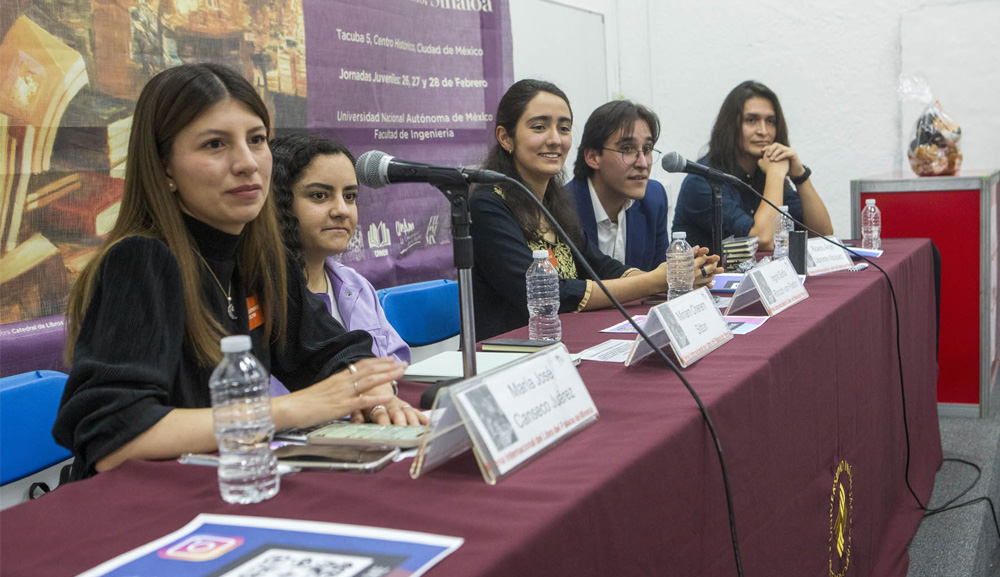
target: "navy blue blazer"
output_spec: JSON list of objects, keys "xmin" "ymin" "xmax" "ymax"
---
[{"xmin": 568, "ymin": 176, "xmax": 670, "ymax": 271}]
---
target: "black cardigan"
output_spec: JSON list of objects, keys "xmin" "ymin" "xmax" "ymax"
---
[
  {"xmin": 470, "ymin": 189, "xmax": 631, "ymax": 340},
  {"xmin": 53, "ymin": 215, "xmax": 374, "ymax": 479}
]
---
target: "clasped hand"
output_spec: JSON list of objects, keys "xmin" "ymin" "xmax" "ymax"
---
[{"xmin": 757, "ymin": 143, "xmax": 805, "ymax": 179}]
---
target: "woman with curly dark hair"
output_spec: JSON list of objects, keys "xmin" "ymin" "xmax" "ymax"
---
[{"xmin": 270, "ymin": 133, "xmax": 422, "ymax": 426}]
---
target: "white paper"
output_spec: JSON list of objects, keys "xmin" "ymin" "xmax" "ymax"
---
[
  {"xmin": 404, "ymin": 351, "xmax": 528, "ymax": 382},
  {"xmin": 600, "ymin": 315, "xmax": 647, "ymax": 333},
  {"xmin": 578, "ymin": 339, "xmax": 634, "ymax": 363},
  {"xmin": 723, "ymin": 315, "xmax": 769, "ymax": 335}
]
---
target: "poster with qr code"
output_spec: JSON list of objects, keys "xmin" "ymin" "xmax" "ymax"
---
[{"xmin": 77, "ymin": 514, "xmax": 463, "ymax": 577}]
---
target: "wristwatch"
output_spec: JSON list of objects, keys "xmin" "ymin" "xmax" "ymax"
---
[{"xmin": 791, "ymin": 165, "xmax": 811, "ymax": 186}]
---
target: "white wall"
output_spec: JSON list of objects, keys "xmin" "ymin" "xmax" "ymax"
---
[{"xmin": 510, "ymin": 0, "xmax": 1000, "ymax": 240}]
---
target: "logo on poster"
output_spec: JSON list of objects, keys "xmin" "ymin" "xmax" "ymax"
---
[
  {"xmin": 346, "ymin": 228, "xmax": 364, "ymax": 255},
  {"xmin": 425, "ymin": 214, "xmax": 439, "ymax": 245},
  {"xmin": 158, "ymin": 535, "xmax": 244, "ymax": 561},
  {"xmin": 827, "ymin": 460, "xmax": 853, "ymax": 577},
  {"xmin": 395, "ymin": 219, "xmax": 415, "ymax": 236},
  {"xmin": 368, "ymin": 222, "xmax": 392, "ymax": 257}
]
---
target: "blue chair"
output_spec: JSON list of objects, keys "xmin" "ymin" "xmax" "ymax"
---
[
  {"xmin": 377, "ymin": 279, "xmax": 460, "ymax": 347},
  {"xmin": 1, "ymin": 371, "xmax": 72, "ymax": 490}
]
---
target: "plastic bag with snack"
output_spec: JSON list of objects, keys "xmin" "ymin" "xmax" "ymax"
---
[{"xmin": 899, "ymin": 75, "xmax": 962, "ymax": 177}]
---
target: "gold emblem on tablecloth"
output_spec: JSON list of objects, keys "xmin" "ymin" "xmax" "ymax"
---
[{"xmin": 828, "ymin": 460, "xmax": 854, "ymax": 577}]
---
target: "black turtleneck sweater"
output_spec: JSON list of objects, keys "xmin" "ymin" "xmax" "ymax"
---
[{"xmin": 53, "ymin": 215, "xmax": 374, "ymax": 480}]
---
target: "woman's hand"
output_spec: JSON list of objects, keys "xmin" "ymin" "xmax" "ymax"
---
[
  {"xmin": 761, "ymin": 143, "xmax": 805, "ymax": 178},
  {"xmin": 692, "ymin": 245, "xmax": 721, "ymax": 288},
  {"xmin": 366, "ymin": 388, "xmax": 429, "ymax": 426},
  {"xmin": 273, "ymin": 357, "xmax": 404, "ymax": 430}
]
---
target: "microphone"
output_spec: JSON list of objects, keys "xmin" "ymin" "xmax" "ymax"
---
[
  {"xmin": 355, "ymin": 150, "xmax": 508, "ymax": 189},
  {"xmin": 661, "ymin": 151, "xmax": 740, "ymax": 185}
]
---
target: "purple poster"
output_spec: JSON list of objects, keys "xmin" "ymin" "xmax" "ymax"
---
[
  {"xmin": 0, "ymin": 0, "xmax": 512, "ymax": 373},
  {"xmin": 302, "ymin": 0, "xmax": 513, "ymax": 288}
]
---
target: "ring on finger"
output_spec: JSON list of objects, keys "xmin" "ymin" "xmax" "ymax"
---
[
  {"xmin": 368, "ymin": 405, "xmax": 388, "ymax": 422},
  {"xmin": 353, "ymin": 381, "xmax": 359, "ymax": 396},
  {"xmin": 348, "ymin": 363, "xmax": 358, "ymax": 375},
  {"xmin": 700, "ymin": 265, "xmax": 708, "ymax": 278}
]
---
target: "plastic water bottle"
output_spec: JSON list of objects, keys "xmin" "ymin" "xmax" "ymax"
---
[
  {"xmin": 526, "ymin": 249, "xmax": 561, "ymax": 341},
  {"xmin": 666, "ymin": 232, "xmax": 694, "ymax": 300},
  {"xmin": 861, "ymin": 199, "xmax": 882, "ymax": 250},
  {"xmin": 772, "ymin": 205, "xmax": 793, "ymax": 259},
  {"xmin": 209, "ymin": 335, "xmax": 279, "ymax": 504}
]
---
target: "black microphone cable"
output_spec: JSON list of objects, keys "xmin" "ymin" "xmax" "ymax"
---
[
  {"xmin": 499, "ymin": 177, "xmax": 746, "ymax": 577},
  {"xmin": 721, "ymin": 174, "xmax": 999, "ymax": 547}
]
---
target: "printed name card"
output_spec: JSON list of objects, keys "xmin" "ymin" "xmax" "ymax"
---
[
  {"xmin": 446, "ymin": 344, "xmax": 597, "ymax": 484},
  {"xmin": 746, "ymin": 258, "xmax": 809, "ymax": 316},
  {"xmin": 625, "ymin": 287, "xmax": 733, "ymax": 368},
  {"xmin": 806, "ymin": 237, "xmax": 853, "ymax": 276}
]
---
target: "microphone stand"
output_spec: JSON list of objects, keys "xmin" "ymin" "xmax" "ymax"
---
[
  {"xmin": 428, "ymin": 172, "xmax": 477, "ymax": 379},
  {"xmin": 710, "ymin": 180, "xmax": 724, "ymax": 269}
]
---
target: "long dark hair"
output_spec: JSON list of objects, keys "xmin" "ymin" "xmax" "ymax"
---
[
  {"xmin": 66, "ymin": 63, "xmax": 287, "ymax": 367},
  {"xmin": 478, "ymin": 79, "xmax": 583, "ymax": 245},
  {"xmin": 270, "ymin": 132, "xmax": 356, "ymax": 279},
  {"xmin": 573, "ymin": 100, "xmax": 660, "ymax": 180},
  {"xmin": 706, "ymin": 80, "xmax": 789, "ymax": 177}
]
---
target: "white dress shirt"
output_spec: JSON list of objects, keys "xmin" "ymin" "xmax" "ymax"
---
[{"xmin": 588, "ymin": 178, "xmax": 633, "ymax": 263}]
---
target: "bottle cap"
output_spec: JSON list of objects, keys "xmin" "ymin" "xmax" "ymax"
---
[
  {"xmin": 865, "ymin": 199, "xmax": 876, "ymax": 205},
  {"xmin": 671, "ymin": 231, "xmax": 687, "ymax": 239},
  {"xmin": 532, "ymin": 250, "xmax": 549, "ymax": 259},
  {"xmin": 220, "ymin": 335, "xmax": 252, "ymax": 353}
]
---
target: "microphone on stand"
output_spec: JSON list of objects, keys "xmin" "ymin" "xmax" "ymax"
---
[
  {"xmin": 661, "ymin": 152, "xmax": 731, "ymax": 260},
  {"xmin": 354, "ymin": 150, "xmax": 507, "ymax": 383},
  {"xmin": 661, "ymin": 151, "xmax": 741, "ymax": 185},
  {"xmin": 355, "ymin": 150, "xmax": 507, "ymax": 189}
]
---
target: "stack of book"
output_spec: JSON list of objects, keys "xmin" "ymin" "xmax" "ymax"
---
[{"xmin": 722, "ymin": 236, "xmax": 758, "ymax": 271}]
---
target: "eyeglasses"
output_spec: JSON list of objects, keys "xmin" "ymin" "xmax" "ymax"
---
[{"xmin": 602, "ymin": 145, "xmax": 661, "ymax": 166}]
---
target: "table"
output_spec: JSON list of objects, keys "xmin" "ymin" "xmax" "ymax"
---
[
  {"xmin": 851, "ymin": 170, "xmax": 999, "ymax": 416},
  {"xmin": 0, "ymin": 239, "xmax": 942, "ymax": 576}
]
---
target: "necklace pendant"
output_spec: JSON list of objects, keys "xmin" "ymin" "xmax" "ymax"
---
[{"xmin": 227, "ymin": 299, "xmax": 237, "ymax": 320}]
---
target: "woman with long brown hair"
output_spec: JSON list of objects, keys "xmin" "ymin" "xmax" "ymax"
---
[
  {"xmin": 672, "ymin": 80, "xmax": 833, "ymax": 251},
  {"xmin": 54, "ymin": 63, "xmax": 404, "ymax": 480}
]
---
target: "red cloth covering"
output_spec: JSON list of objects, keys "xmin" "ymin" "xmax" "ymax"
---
[{"xmin": 0, "ymin": 239, "xmax": 941, "ymax": 576}]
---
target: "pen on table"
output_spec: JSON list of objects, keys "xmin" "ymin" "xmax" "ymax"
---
[{"xmin": 178, "ymin": 453, "xmax": 301, "ymax": 475}]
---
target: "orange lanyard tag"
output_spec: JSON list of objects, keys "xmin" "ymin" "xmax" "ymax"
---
[
  {"xmin": 545, "ymin": 247, "xmax": 559, "ymax": 270},
  {"xmin": 246, "ymin": 296, "xmax": 264, "ymax": 331}
]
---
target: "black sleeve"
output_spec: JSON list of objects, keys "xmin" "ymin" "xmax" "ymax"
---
[
  {"xmin": 53, "ymin": 237, "xmax": 184, "ymax": 476},
  {"xmin": 470, "ymin": 191, "xmax": 591, "ymax": 315},
  {"xmin": 269, "ymin": 260, "xmax": 375, "ymax": 391}
]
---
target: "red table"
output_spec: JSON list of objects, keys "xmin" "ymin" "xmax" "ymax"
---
[
  {"xmin": 0, "ymin": 239, "xmax": 942, "ymax": 576},
  {"xmin": 852, "ymin": 170, "xmax": 1000, "ymax": 416}
]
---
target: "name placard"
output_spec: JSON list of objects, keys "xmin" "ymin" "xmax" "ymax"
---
[
  {"xmin": 448, "ymin": 344, "xmax": 597, "ymax": 483},
  {"xmin": 806, "ymin": 237, "xmax": 853, "ymax": 276},
  {"xmin": 625, "ymin": 287, "xmax": 732, "ymax": 368},
  {"xmin": 746, "ymin": 258, "xmax": 809, "ymax": 316}
]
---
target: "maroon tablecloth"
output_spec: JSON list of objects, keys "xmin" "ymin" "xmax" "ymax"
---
[{"xmin": 0, "ymin": 238, "xmax": 941, "ymax": 576}]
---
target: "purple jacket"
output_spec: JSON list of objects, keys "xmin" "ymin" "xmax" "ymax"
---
[{"xmin": 322, "ymin": 258, "xmax": 410, "ymax": 363}]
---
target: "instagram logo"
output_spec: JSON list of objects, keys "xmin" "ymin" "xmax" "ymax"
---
[{"xmin": 158, "ymin": 535, "xmax": 244, "ymax": 562}]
